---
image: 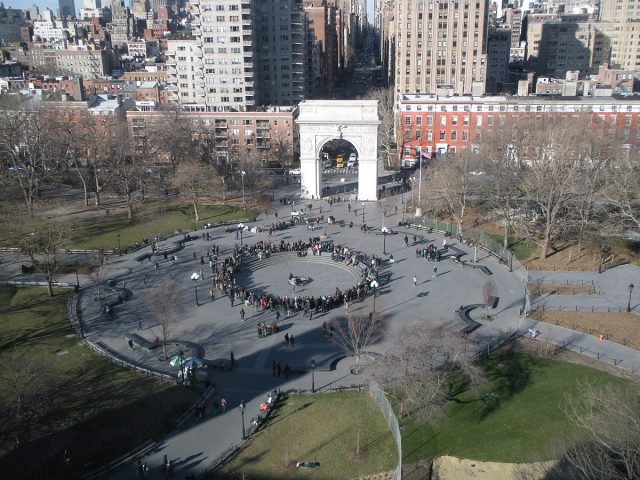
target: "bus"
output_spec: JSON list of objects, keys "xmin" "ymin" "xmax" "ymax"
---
[{"xmin": 336, "ymin": 153, "xmax": 345, "ymax": 168}]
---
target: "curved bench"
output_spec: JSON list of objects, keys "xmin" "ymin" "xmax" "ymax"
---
[{"xmin": 457, "ymin": 304, "xmax": 484, "ymax": 333}]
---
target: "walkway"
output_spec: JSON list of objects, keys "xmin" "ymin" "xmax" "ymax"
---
[{"xmin": 1, "ymin": 165, "xmax": 639, "ymax": 479}]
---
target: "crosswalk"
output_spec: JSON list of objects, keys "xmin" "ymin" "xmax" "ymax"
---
[{"xmin": 324, "ymin": 168, "xmax": 358, "ymax": 175}]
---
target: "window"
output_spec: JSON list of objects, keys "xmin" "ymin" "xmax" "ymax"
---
[
  {"xmin": 476, "ymin": 116, "xmax": 482, "ymax": 126},
  {"xmin": 405, "ymin": 130, "xmax": 411, "ymax": 141},
  {"xmin": 427, "ymin": 116, "xmax": 433, "ymax": 125},
  {"xmin": 463, "ymin": 130, "xmax": 468, "ymax": 140},
  {"xmin": 439, "ymin": 130, "xmax": 446, "ymax": 140},
  {"xmin": 416, "ymin": 130, "xmax": 422, "ymax": 140},
  {"xmin": 405, "ymin": 116, "xmax": 412, "ymax": 125},
  {"xmin": 440, "ymin": 117, "xmax": 446, "ymax": 126},
  {"xmin": 625, "ymin": 115, "xmax": 632, "ymax": 125},
  {"xmin": 416, "ymin": 116, "xmax": 423, "ymax": 125},
  {"xmin": 427, "ymin": 131, "xmax": 433, "ymax": 141},
  {"xmin": 452, "ymin": 116, "xmax": 458, "ymax": 126},
  {"xmin": 488, "ymin": 116, "xmax": 494, "ymax": 126},
  {"xmin": 451, "ymin": 131, "xmax": 457, "ymax": 140}
]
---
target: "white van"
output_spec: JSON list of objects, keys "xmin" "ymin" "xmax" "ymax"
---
[{"xmin": 347, "ymin": 153, "xmax": 357, "ymax": 168}]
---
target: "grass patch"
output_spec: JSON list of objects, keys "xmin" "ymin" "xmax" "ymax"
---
[
  {"xmin": 401, "ymin": 349, "xmax": 631, "ymax": 464},
  {"xmin": 487, "ymin": 233, "xmax": 536, "ymax": 261},
  {"xmin": 0, "ymin": 286, "xmax": 199, "ymax": 478},
  {"xmin": 71, "ymin": 202, "xmax": 256, "ymax": 250},
  {"xmin": 220, "ymin": 392, "xmax": 397, "ymax": 479}
]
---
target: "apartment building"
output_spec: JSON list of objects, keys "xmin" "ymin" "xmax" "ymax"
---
[
  {"xmin": 0, "ymin": 4, "xmax": 27, "ymax": 44},
  {"xmin": 304, "ymin": 0, "xmax": 339, "ymax": 93},
  {"xmin": 397, "ymin": 93, "xmax": 640, "ymax": 160},
  {"xmin": 126, "ymin": 106, "xmax": 296, "ymax": 164},
  {"xmin": 393, "ymin": 0, "xmax": 490, "ymax": 96},
  {"xmin": 525, "ymin": 14, "xmax": 607, "ymax": 78},
  {"xmin": 486, "ymin": 27, "xmax": 510, "ymax": 92},
  {"xmin": 167, "ymin": 0, "xmax": 307, "ymax": 112}
]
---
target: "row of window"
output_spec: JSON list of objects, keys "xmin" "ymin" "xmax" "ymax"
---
[
  {"xmin": 403, "ymin": 103, "xmax": 638, "ymax": 113},
  {"xmin": 405, "ymin": 130, "xmax": 471, "ymax": 141},
  {"xmin": 405, "ymin": 113, "xmax": 639, "ymax": 126}
]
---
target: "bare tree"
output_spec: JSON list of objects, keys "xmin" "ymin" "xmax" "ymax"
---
[
  {"xmin": 364, "ymin": 87, "xmax": 395, "ymax": 169},
  {"xmin": 173, "ymin": 160, "xmax": 218, "ymax": 222},
  {"xmin": 13, "ymin": 216, "xmax": 71, "ymax": 297},
  {"xmin": 0, "ymin": 349, "xmax": 57, "ymax": 450},
  {"xmin": 518, "ymin": 118, "xmax": 585, "ymax": 259},
  {"xmin": 558, "ymin": 380, "xmax": 640, "ymax": 480},
  {"xmin": 146, "ymin": 279, "xmax": 180, "ymax": 361},
  {"xmin": 478, "ymin": 117, "xmax": 526, "ymax": 250},
  {"xmin": 330, "ymin": 310, "xmax": 384, "ymax": 371},
  {"xmin": 0, "ymin": 97, "xmax": 58, "ymax": 216},
  {"xmin": 602, "ymin": 149, "xmax": 640, "ymax": 231},
  {"xmin": 421, "ymin": 150, "xmax": 477, "ymax": 236},
  {"xmin": 88, "ymin": 253, "xmax": 110, "ymax": 300},
  {"xmin": 376, "ymin": 325, "xmax": 484, "ymax": 423}
]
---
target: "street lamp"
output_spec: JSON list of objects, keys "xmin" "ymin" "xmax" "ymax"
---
[
  {"xmin": 628, "ymin": 283, "xmax": 635, "ymax": 312},
  {"xmin": 117, "ymin": 233, "xmax": 121, "ymax": 256},
  {"xmin": 370, "ymin": 279, "xmax": 379, "ymax": 314},
  {"xmin": 383, "ymin": 230, "xmax": 387, "ymax": 255},
  {"xmin": 310, "ymin": 358, "xmax": 316, "ymax": 393},
  {"xmin": 191, "ymin": 272, "xmax": 200, "ymax": 306},
  {"xmin": 362, "ymin": 202, "xmax": 365, "ymax": 223},
  {"xmin": 240, "ymin": 228, "xmax": 243, "ymax": 246},
  {"xmin": 239, "ymin": 400, "xmax": 246, "ymax": 439},
  {"xmin": 241, "ymin": 170, "xmax": 246, "ymax": 208}
]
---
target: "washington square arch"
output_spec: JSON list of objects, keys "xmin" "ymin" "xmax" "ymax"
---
[{"xmin": 296, "ymin": 100, "xmax": 380, "ymax": 201}]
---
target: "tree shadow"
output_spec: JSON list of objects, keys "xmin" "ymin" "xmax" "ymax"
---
[{"xmin": 476, "ymin": 347, "xmax": 536, "ymax": 420}]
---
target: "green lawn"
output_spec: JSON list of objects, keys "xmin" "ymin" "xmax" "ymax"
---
[
  {"xmin": 487, "ymin": 233, "xmax": 537, "ymax": 261},
  {"xmin": 401, "ymin": 348, "xmax": 632, "ymax": 464},
  {"xmin": 220, "ymin": 392, "xmax": 397, "ymax": 479},
  {"xmin": 72, "ymin": 202, "xmax": 256, "ymax": 250},
  {"xmin": 0, "ymin": 286, "xmax": 199, "ymax": 478}
]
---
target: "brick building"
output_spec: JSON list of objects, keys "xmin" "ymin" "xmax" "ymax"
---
[
  {"xmin": 126, "ymin": 106, "xmax": 297, "ymax": 164},
  {"xmin": 397, "ymin": 93, "xmax": 640, "ymax": 163}
]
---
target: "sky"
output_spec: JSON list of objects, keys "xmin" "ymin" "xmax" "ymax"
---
[{"xmin": 5, "ymin": 0, "xmax": 375, "ymax": 20}]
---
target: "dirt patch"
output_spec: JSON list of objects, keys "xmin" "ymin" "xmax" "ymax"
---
[
  {"xmin": 432, "ymin": 455, "xmax": 557, "ymax": 480},
  {"xmin": 528, "ymin": 311, "xmax": 640, "ymax": 352},
  {"xmin": 529, "ymin": 283, "xmax": 595, "ymax": 296}
]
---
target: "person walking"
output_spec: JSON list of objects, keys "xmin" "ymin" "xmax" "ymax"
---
[
  {"xmin": 277, "ymin": 361, "xmax": 282, "ymax": 377},
  {"xmin": 275, "ymin": 310, "xmax": 280, "ymax": 323},
  {"xmin": 284, "ymin": 333, "xmax": 290, "ymax": 346},
  {"xmin": 240, "ymin": 308, "xmax": 245, "ymax": 321},
  {"xmin": 413, "ymin": 275, "xmax": 417, "ymax": 287},
  {"xmin": 403, "ymin": 235, "xmax": 409, "ymax": 248},
  {"xmin": 272, "ymin": 360, "xmax": 276, "ymax": 377},
  {"xmin": 432, "ymin": 265, "xmax": 438, "ymax": 278},
  {"xmin": 220, "ymin": 398, "xmax": 227, "ymax": 413},
  {"xmin": 290, "ymin": 334, "xmax": 295, "ymax": 347}
]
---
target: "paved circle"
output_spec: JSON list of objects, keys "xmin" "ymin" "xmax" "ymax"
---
[{"xmin": 237, "ymin": 254, "xmax": 361, "ymax": 297}]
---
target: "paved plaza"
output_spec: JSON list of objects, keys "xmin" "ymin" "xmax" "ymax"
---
[{"xmin": 1, "ymin": 169, "xmax": 638, "ymax": 479}]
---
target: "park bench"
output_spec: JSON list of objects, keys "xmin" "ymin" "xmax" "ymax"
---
[
  {"xmin": 125, "ymin": 333, "xmax": 159, "ymax": 352},
  {"xmin": 201, "ymin": 358, "xmax": 231, "ymax": 371},
  {"xmin": 456, "ymin": 304, "xmax": 483, "ymax": 334}
]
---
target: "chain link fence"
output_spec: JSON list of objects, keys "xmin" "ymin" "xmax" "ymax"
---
[{"xmin": 369, "ymin": 381, "xmax": 402, "ymax": 480}]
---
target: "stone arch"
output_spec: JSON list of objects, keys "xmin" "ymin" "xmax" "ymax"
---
[{"xmin": 296, "ymin": 100, "xmax": 380, "ymax": 201}]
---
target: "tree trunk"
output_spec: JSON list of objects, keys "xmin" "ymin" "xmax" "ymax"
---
[
  {"xmin": 46, "ymin": 278, "xmax": 54, "ymax": 297},
  {"xmin": 542, "ymin": 221, "xmax": 552, "ymax": 259},
  {"xmin": 93, "ymin": 172, "xmax": 101, "ymax": 206},
  {"xmin": 193, "ymin": 198, "xmax": 200, "ymax": 222},
  {"xmin": 127, "ymin": 195, "xmax": 134, "ymax": 220},
  {"xmin": 503, "ymin": 220, "xmax": 509, "ymax": 251}
]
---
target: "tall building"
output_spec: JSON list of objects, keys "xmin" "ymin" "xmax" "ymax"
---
[
  {"xmin": 598, "ymin": 0, "xmax": 640, "ymax": 70},
  {"xmin": 167, "ymin": 0, "xmax": 308, "ymax": 111},
  {"xmin": 110, "ymin": 0, "xmax": 134, "ymax": 49},
  {"xmin": 304, "ymin": 0, "xmax": 339, "ymax": 94},
  {"xmin": 59, "ymin": 0, "xmax": 76, "ymax": 18},
  {"xmin": 254, "ymin": 0, "xmax": 307, "ymax": 105},
  {"xmin": 486, "ymin": 27, "xmax": 510, "ymax": 92},
  {"xmin": 0, "ymin": 4, "xmax": 27, "ymax": 43},
  {"xmin": 393, "ymin": 0, "xmax": 490, "ymax": 96}
]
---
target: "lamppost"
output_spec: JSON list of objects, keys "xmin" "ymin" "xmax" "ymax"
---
[
  {"xmin": 383, "ymin": 230, "xmax": 387, "ymax": 255},
  {"xmin": 75, "ymin": 268, "xmax": 80, "ymax": 289},
  {"xmin": 191, "ymin": 272, "xmax": 200, "ymax": 306},
  {"xmin": 628, "ymin": 283, "xmax": 635, "ymax": 312},
  {"xmin": 370, "ymin": 279, "xmax": 379, "ymax": 314},
  {"xmin": 117, "ymin": 233, "xmax": 121, "ymax": 256},
  {"xmin": 239, "ymin": 400, "xmax": 246, "ymax": 439},
  {"xmin": 310, "ymin": 358, "xmax": 316, "ymax": 393},
  {"xmin": 362, "ymin": 202, "xmax": 365, "ymax": 223},
  {"xmin": 240, "ymin": 228, "xmax": 243, "ymax": 246},
  {"xmin": 241, "ymin": 170, "xmax": 246, "ymax": 208}
]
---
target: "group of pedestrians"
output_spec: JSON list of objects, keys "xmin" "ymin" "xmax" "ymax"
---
[{"xmin": 271, "ymin": 360, "xmax": 292, "ymax": 378}]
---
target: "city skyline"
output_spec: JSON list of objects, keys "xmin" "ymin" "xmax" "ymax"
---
[{"xmin": 3, "ymin": 0, "xmax": 377, "ymax": 21}]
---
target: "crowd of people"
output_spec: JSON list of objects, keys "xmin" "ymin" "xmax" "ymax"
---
[{"xmin": 197, "ymin": 237, "xmax": 382, "ymax": 319}]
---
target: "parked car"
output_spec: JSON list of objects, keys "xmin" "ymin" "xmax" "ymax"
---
[{"xmin": 288, "ymin": 168, "xmax": 301, "ymax": 175}]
